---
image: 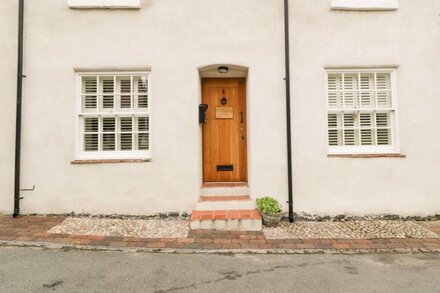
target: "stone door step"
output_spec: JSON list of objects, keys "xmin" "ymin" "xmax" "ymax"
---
[
  {"xmin": 190, "ymin": 209, "xmax": 262, "ymax": 231},
  {"xmin": 202, "ymin": 182, "xmax": 248, "ymax": 188},
  {"xmin": 195, "ymin": 199, "xmax": 255, "ymax": 211},
  {"xmin": 201, "ymin": 186, "xmax": 249, "ymax": 196},
  {"xmin": 199, "ymin": 195, "xmax": 250, "ymax": 202},
  {"xmin": 196, "ymin": 195, "xmax": 255, "ymax": 211},
  {"xmin": 193, "ymin": 184, "xmax": 261, "ymax": 231}
]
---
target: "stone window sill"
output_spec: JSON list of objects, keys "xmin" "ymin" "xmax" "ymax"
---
[
  {"xmin": 71, "ymin": 159, "xmax": 150, "ymax": 164},
  {"xmin": 331, "ymin": 0, "xmax": 398, "ymax": 11},
  {"xmin": 68, "ymin": 0, "xmax": 140, "ymax": 9},
  {"xmin": 328, "ymin": 153, "xmax": 406, "ymax": 158}
]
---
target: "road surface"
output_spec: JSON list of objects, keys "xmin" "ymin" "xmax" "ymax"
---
[{"xmin": 0, "ymin": 248, "xmax": 439, "ymax": 292}]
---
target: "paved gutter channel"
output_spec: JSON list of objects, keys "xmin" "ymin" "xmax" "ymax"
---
[{"xmin": 1, "ymin": 240, "xmax": 440, "ymax": 255}]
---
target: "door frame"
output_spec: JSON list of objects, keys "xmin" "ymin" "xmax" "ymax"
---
[{"xmin": 201, "ymin": 77, "xmax": 248, "ymax": 183}]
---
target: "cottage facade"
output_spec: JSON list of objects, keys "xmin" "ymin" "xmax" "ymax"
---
[{"xmin": 0, "ymin": 0, "xmax": 439, "ymax": 219}]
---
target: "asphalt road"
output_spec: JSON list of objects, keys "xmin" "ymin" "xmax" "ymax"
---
[{"xmin": 0, "ymin": 247, "xmax": 439, "ymax": 292}]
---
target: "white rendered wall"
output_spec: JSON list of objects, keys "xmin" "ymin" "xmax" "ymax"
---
[
  {"xmin": 0, "ymin": 1, "xmax": 18, "ymax": 215},
  {"xmin": 0, "ymin": 0, "xmax": 286, "ymax": 215},
  {"xmin": 0, "ymin": 0, "xmax": 439, "ymax": 216},
  {"xmin": 290, "ymin": 0, "xmax": 440, "ymax": 216}
]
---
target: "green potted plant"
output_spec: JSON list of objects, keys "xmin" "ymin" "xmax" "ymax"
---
[{"xmin": 256, "ymin": 197, "xmax": 283, "ymax": 227}]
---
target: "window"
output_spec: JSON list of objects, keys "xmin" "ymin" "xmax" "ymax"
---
[
  {"xmin": 76, "ymin": 72, "xmax": 150, "ymax": 159},
  {"xmin": 68, "ymin": 0, "xmax": 140, "ymax": 9},
  {"xmin": 331, "ymin": 0, "xmax": 398, "ymax": 11},
  {"xmin": 326, "ymin": 69, "xmax": 398, "ymax": 154}
]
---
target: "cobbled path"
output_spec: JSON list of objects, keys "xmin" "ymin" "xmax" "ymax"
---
[
  {"xmin": 49, "ymin": 218, "xmax": 439, "ymax": 240},
  {"xmin": 263, "ymin": 220, "xmax": 439, "ymax": 239},
  {"xmin": 48, "ymin": 217, "xmax": 190, "ymax": 238},
  {"xmin": 1, "ymin": 216, "xmax": 440, "ymax": 252}
]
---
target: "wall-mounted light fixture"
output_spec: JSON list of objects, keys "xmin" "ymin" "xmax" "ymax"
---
[{"xmin": 218, "ymin": 66, "xmax": 229, "ymax": 74}]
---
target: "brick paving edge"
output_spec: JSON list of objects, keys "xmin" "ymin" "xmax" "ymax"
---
[{"xmin": 1, "ymin": 240, "xmax": 439, "ymax": 255}]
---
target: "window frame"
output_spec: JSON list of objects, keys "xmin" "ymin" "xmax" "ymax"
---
[
  {"xmin": 75, "ymin": 71, "xmax": 152, "ymax": 160},
  {"xmin": 330, "ymin": 0, "xmax": 398, "ymax": 11},
  {"xmin": 325, "ymin": 68, "xmax": 400, "ymax": 155},
  {"xmin": 68, "ymin": 0, "xmax": 141, "ymax": 9}
]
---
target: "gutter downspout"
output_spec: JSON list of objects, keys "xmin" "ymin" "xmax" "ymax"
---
[
  {"xmin": 13, "ymin": 0, "xmax": 25, "ymax": 217},
  {"xmin": 283, "ymin": 0, "xmax": 294, "ymax": 222}
]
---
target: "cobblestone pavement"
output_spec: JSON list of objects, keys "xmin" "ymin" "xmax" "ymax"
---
[
  {"xmin": 418, "ymin": 221, "xmax": 440, "ymax": 236},
  {"xmin": 1, "ymin": 216, "xmax": 440, "ymax": 253},
  {"xmin": 48, "ymin": 217, "xmax": 190, "ymax": 238},
  {"xmin": 263, "ymin": 221, "xmax": 440, "ymax": 240}
]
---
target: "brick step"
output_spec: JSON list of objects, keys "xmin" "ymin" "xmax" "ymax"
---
[
  {"xmin": 192, "ymin": 209, "xmax": 261, "ymax": 220},
  {"xmin": 190, "ymin": 209, "xmax": 262, "ymax": 231}
]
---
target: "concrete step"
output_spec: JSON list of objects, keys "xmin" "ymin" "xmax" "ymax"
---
[
  {"xmin": 201, "ymin": 182, "xmax": 249, "ymax": 196},
  {"xmin": 199, "ymin": 195, "xmax": 251, "ymax": 202},
  {"xmin": 200, "ymin": 187, "xmax": 249, "ymax": 196},
  {"xmin": 202, "ymin": 182, "xmax": 248, "ymax": 188},
  {"xmin": 190, "ymin": 209, "xmax": 262, "ymax": 231},
  {"xmin": 195, "ymin": 195, "xmax": 255, "ymax": 211},
  {"xmin": 195, "ymin": 200, "xmax": 255, "ymax": 211}
]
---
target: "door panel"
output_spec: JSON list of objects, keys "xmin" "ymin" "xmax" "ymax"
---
[{"xmin": 202, "ymin": 79, "xmax": 247, "ymax": 182}]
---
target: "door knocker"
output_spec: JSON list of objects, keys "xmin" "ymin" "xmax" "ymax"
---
[{"xmin": 221, "ymin": 96, "xmax": 227, "ymax": 105}]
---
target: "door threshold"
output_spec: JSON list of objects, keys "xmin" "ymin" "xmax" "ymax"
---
[{"xmin": 202, "ymin": 182, "xmax": 248, "ymax": 188}]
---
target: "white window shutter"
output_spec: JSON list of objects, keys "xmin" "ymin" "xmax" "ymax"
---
[
  {"xmin": 78, "ymin": 73, "xmax": 151, "ymax": 159},
  {"xmin": 84, "ymin": 117, "xmax": 99, "ymax": 151},
  {"xmin": 119, "ymin": 78, "xmax": 132, "ymax": 109},
  {"xmin": 327, "ymin": 69, "xmax": 397, "ymax": 154},
  {"xmin": 102, "ymin": 78, "xmax": 115, "ymax": 110},
  {"xmin": 102, "ymin": 117, "xmax": 116, "ymax": 151},
  {"xmin": 82, "ymin": 77, "xmax": 97, "ymax": 111},
  {"xmin": 137, "ymin": 76, "xmax": 149, "ymax": 109}
]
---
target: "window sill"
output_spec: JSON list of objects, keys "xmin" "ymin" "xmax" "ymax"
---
[
  {"xmin": 331, "ymin": 0, "xmax": 398, "ymax": 11},
  {"xmin": 68, "ymin": 0, "xmax": 140, "ymax": 9},
  {"xmin": 328, "ymin": 153, "xmax": 406, "ymax": 158},
  {"xmin": 71, "ymin": 159, "xmax": 150, "ymax": 164}
]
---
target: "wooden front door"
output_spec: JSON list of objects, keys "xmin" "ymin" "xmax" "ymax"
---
[{"xmin": 202, "ymin": 78, "xmax": 247, "ymax": 182}]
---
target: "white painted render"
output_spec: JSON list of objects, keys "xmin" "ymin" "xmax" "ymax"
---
[
  {"xmin": 331, "ymin": 0, "xmax": 399, "ymax": 11},
  {"xmin": 0, "ymin": 0, "xmax": 439, "ymax": 216}
]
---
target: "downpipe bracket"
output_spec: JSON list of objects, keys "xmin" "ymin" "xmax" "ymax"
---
[{"xmin": 13, "ymin": 185, "xmax": 35, "ymax": 218}]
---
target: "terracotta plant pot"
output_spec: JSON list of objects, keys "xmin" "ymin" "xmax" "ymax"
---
[{"xmin": 261, "ymin": 212, "xmax": 282, "ymax": 227}]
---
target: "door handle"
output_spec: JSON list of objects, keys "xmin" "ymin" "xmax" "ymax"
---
[{"xmin": 240, "ymin": 111, "xmax": 244, "ymax": 123}]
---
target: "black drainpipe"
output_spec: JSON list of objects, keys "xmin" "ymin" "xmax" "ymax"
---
[
  {"xmin": 283, "ymin": 0, "xmax": 294, "ymax": 222},
  {"xmin": 13, "ymin": 0, "xmax": 25, "ymax": 218}
]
